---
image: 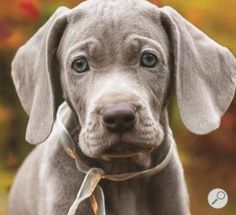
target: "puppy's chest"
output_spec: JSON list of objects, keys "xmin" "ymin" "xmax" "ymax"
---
[{"xmin": 102, "ymin": 181, "xmax": 152, "ymax": 215}]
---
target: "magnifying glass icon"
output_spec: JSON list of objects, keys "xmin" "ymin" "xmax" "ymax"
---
[{"xmin": 211, "ymin": 191, "xmax": 226, "ymax": 205}]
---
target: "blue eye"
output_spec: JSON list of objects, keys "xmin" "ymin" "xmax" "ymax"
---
[
  {"xmin": 72, "ymin": 57, "xmax": 90, "ymax": 73},
  {"xmin": 140, "ymin": 52, "xmax": 158, "ymax": 68}
]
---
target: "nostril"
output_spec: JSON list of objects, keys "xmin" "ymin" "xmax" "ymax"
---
[
  {"xmin": 103, "ymin": 115, "xmax": 115, "ymax": 125},
  {"xmin": 124, "ymin": 115, "xmax": 135, "ymax": 123}
]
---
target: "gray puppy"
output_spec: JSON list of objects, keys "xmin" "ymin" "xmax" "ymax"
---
[{"xmin": 9, "ymin": 0, "xmax": 236, "ymax": 214}]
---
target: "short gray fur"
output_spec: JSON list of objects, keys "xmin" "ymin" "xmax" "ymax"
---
[{"xmin": 9, "ymin": 0, "xmax": 236, "ymax": 214}]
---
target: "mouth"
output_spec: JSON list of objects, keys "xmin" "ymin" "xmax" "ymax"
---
[{"xmin": 101, "ymin": 143, "xmax": 154, "ymax": 160}]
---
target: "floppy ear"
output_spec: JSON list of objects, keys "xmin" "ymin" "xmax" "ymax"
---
[
  {"xmin": 160, "ymin": 6, "xmax": 236, "ymax": 134},
  {"xmin": 12, "ymin": 7, "xmax": 70, "ymax": 144}
]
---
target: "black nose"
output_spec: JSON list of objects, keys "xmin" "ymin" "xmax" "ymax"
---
[{"xmin": 102, "ymin": 103, "xmax": 136, "ymax": 133}]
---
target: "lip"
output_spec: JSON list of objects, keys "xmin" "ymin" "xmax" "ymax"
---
[{"xmin": 101, "ymin": 144, "xmax": 154, "ymax": 160}]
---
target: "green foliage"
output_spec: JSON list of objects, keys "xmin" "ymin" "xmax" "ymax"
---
[{"xmin": 0, "ymin": 166, "xmax": 15, "ymax": 215}]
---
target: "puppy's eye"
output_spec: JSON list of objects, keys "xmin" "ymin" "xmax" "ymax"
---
[
  {"xmin": 72, "ymin": 57, "xmax": 90, "ymax": 73},
  {"xmin": 140, "ymin": 52, "xmax": 158, "ymax": 68}
]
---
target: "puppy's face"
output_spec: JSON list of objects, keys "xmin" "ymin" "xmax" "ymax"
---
[{"xmin": 58, "ymin": 1, "xmax": 170, "ymax": 159}]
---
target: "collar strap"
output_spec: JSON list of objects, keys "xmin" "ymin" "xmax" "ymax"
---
[{"xmin": 55, "ymin": 102, "xmax": 175, "ymax": 215}]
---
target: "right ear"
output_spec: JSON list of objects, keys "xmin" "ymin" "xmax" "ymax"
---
[
  {"xmin": 159, "ymin": 6, "xmax": 236, "ymax": 135},
  {"xmin": 12, "ymin": 7, "xmax": 70, "ymax": 144}
]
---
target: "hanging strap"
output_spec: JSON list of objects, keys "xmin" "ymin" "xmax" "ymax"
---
[{"xmin": 68, "ymin": 168, "xmax": 106, "ymax": 215}]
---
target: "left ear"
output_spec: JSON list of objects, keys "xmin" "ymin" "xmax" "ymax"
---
[
  {"xmin": 159, "ymin": 6, "xmax": 236, "ymax": 134},
  {"xmin": 11, "ymin": 7, "xmax": 70, "ymax": 144}
]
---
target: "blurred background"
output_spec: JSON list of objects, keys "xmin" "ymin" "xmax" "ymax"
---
[{"xmin": 0, "ymin": 0, "xmax": 236, "ymax": 214}]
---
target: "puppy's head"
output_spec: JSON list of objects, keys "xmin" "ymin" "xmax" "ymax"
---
[
  {"xmin": 58, "ymin": 0, "xmax": 171, "ymax": 158},
  {"xmin": 12, "ymin": 0, "xmax": 236, "ymax": 160}
]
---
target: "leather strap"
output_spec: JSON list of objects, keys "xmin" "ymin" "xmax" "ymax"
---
[{"xmin": 55, "ymin": 102, "xmax": 175, "ymax": 215}]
